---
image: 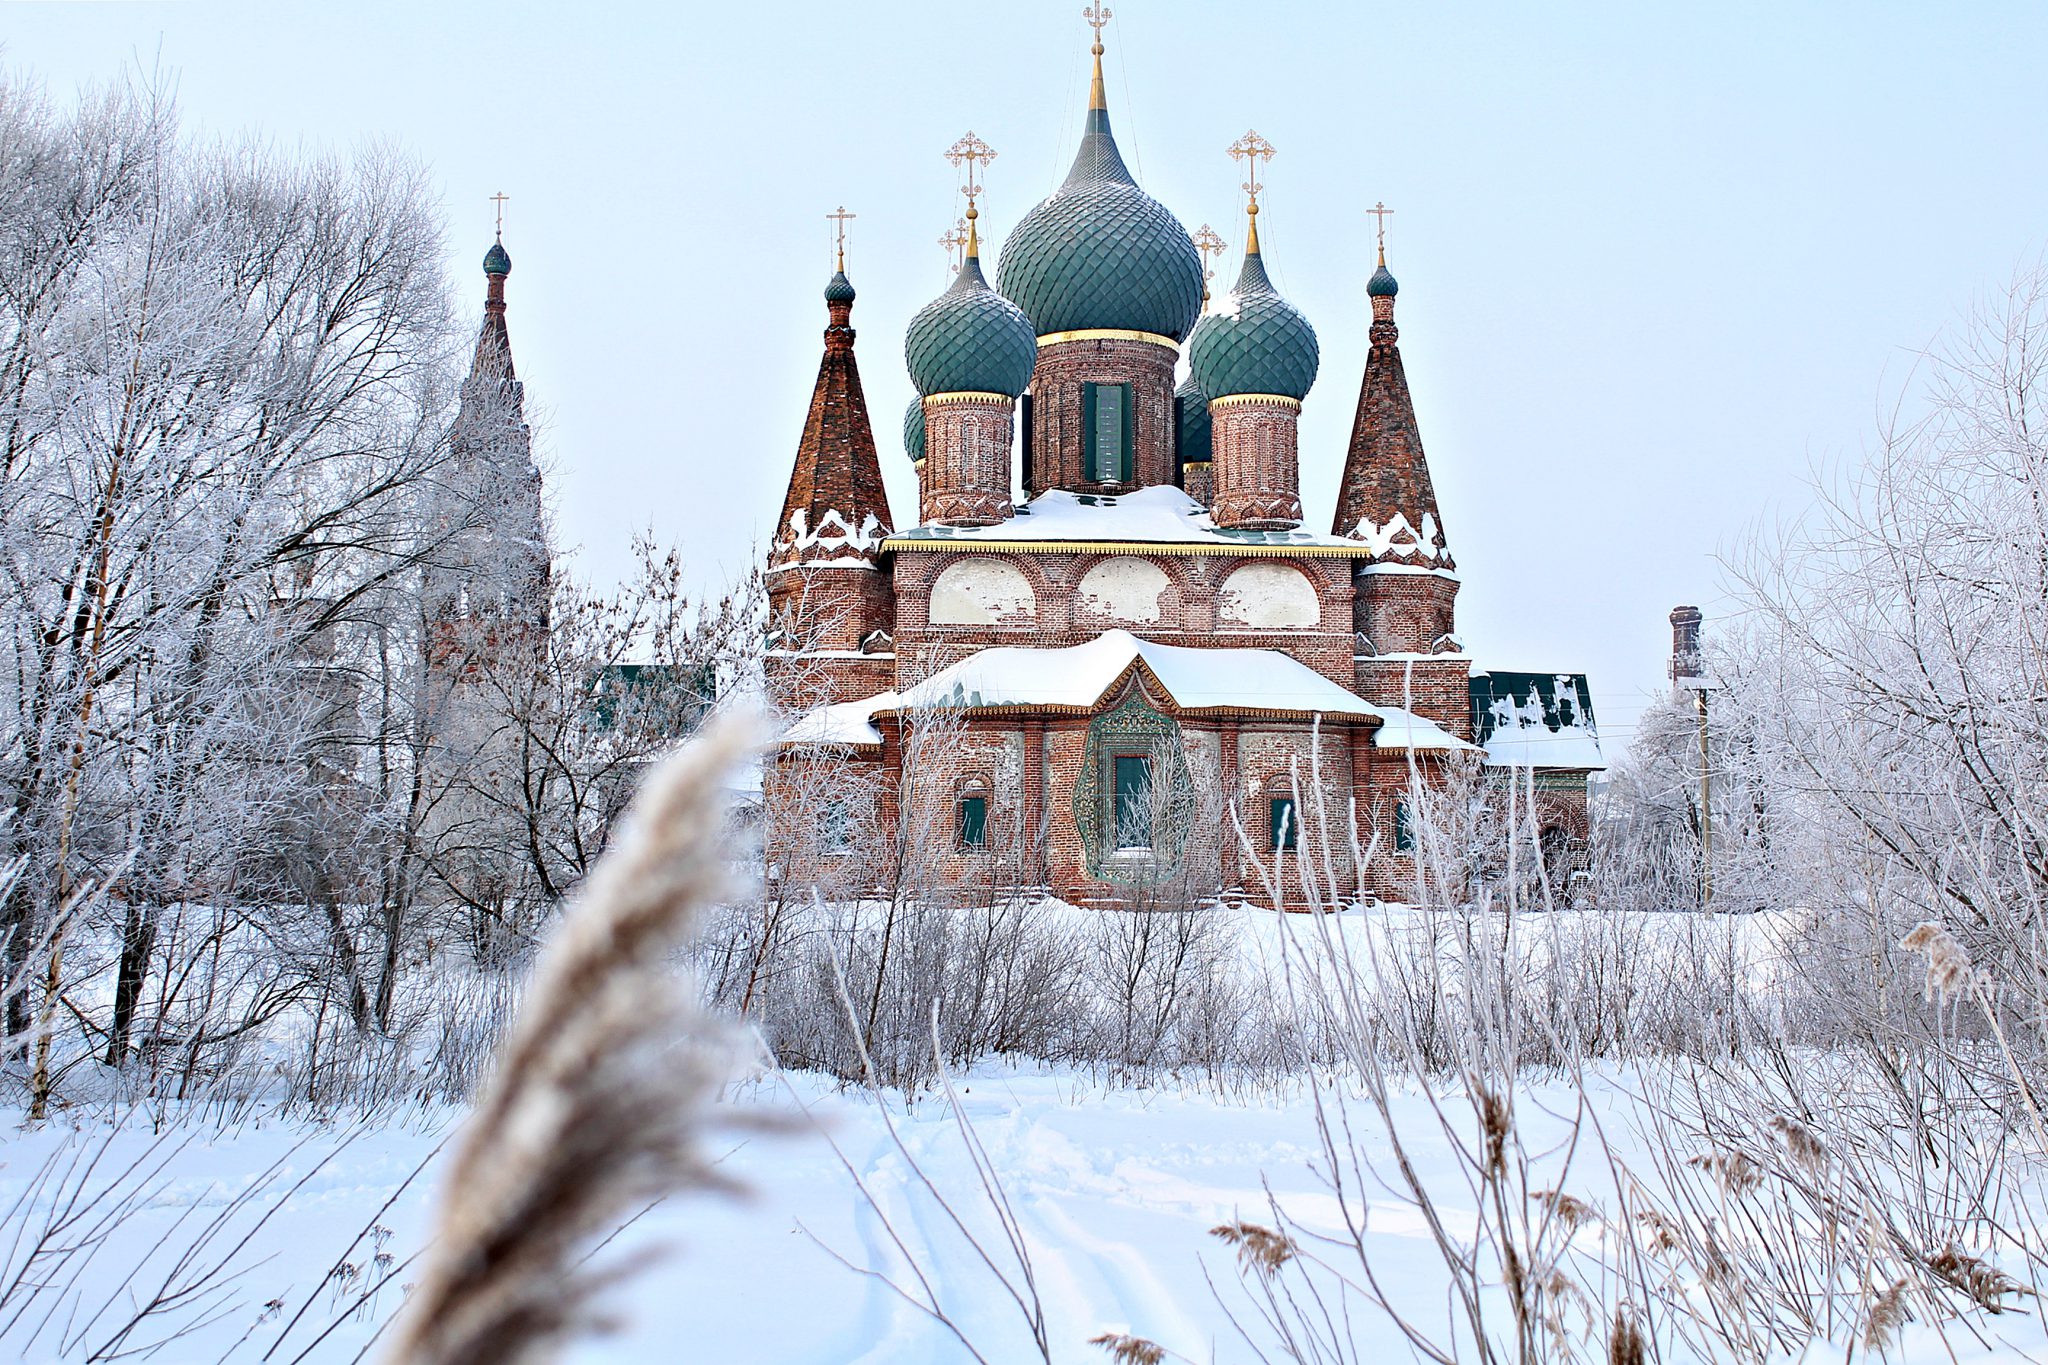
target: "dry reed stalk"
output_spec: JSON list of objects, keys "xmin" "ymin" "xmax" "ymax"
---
[
  {"xmin": 1900, "ymin": 922, "xmax": 1978, "ymax": 1005},
  {"xmin": 1209, "ymin": 1221, "xmax": 1296, "ymax": 1276},
  {"xmin": 1089, "ymin": 1331, "xmax": 1167, "ymax": 1364},
  {"xmin": 380, "ymin": 714, "xmax": 759, "ymax": 1365},
  {"xmin": 1767, "ymin": 1114, "xmax": 1827, "ymax": 1176},
  {"xmin": 1926, "ymin": 1243, "xmax": 2031, "ymax": 1313},
  {"xmin": 1862, "ymin": 1278, "xmax": 1910, "ymax": 1352},
  {"xmin": 1606, "ymin": 1308, "xmax": 1646, "ymax": 1365},
  {"xmin": 1532, "ymin": 1188, "xmax": 1597, "ymax": 1231}
]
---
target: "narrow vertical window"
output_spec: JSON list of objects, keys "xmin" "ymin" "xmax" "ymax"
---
[
  {"xmin": 958, "ymin": 794, "xmax": 988, "ymax": 848},
  {"xmin": 1112, "ymin": 753, "xmax": 1153, "ymax": 849},
  {"xmin": 1084, "ymin": 382, "xmax": 1132, "ymax": 483},
  {"xmin": 824, "ymin": 799, "xmax": 853, "ymax": 854},
  {"xmin": 1270, "ymin": 796, "xmax": 1298, "ymax": 851},
  {"xmin": 1020, "ymin": 392, "xmax": 1035, "ymax": 490},
  {"xmin": 1394, "ymin": 799, "xmax": 1415, "ymax": 854}
]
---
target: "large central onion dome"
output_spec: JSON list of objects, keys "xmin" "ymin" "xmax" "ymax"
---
[
  {"xmin": 1186, "ymin": 218, "xmax": 1319, "ymax": 400},
  {"xmin": 996, "ymin": 51, "xmax": 1203, "ymax": 341},
  {"xmin": 904, "ymin": 221, "xmax": 1037, "ymax": 398}
]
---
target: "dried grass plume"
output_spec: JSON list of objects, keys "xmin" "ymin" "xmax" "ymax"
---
[{"xmin": 381, "ymin": 713, "xmax": 761, "ymax": 1365}]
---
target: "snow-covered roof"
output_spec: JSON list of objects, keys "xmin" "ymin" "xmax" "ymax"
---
[
  {"xmin": 781, "ymin": 631, "xmax": 1476, "ymax": 751},
  {"xmin": 883, "ymin": 486, "xmax": 1372, "ymax": 554},
  {"xmin": 1469, "ymin": 671, "xmax": 1606, "ymax": 770},
  {"xmin": 780, "ymin": 691, "xmax": 895, "ymax": 748}
]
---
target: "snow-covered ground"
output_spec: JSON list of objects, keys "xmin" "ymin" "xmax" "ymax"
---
[{"xmin": 5, "ymin": 1058, "xmax": 2045, "ymax": 1363}]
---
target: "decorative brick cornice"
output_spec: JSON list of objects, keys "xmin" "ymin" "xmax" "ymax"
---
[
  {"xmin": 925, "ymin": 391, "xmax": 1017, "ymax": 407},
  {"xmin": 1209, "ymin": 393, "xmax": 1302, "ymax": 412},
  {"xmin": 1036, "ymin": 328, "xmax": 1179, "ymax": 350}
]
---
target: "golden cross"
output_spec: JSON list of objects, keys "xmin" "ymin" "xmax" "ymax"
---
[
  {"xmin": 939, "ymin": 218, "xmax": 970, "ymax": 273},
  {"xmin": 490, "ymin": 191, "xmax": 509, "ymax": 240},
  {"xmin": 945, "ymin": 132, "xmax": 997, "ymax": 213},
  {"xmin": 1227, "ymin": 131, "xmax": 1277, "ymax": 209},
  {"xmin": 827, "ymin": 205, "xmax": 856, "ymax": 269},
  {"xmin": 1191, "ymin": 223, "xmax": 1227, "ymax": 294},
  {"xmin": 1083, "ymin": 2, "xmax": 1112, "ymax": 45},
  {"xmin": 1368, "ymin": 200, "xmax": 1394, "ymax": 254}
]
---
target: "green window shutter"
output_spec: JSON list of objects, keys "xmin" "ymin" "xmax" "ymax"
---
[
  {"xmin": 1081, "ymin": 384, "xmax": 1098, "ymax": 482},
  {"xmin": 1394, "ymin": 799, "xmax": 1415, "ymax": 853},
  {"xmin": 1113, "ymin": 753, "xmax": 1153, "ymax": 848},
  {"xmin": 1270, "ymin": 797, "xmax": 1297, "ymax": 851},
  {"xmin": 958, "ymin": 795, "xmax": 988, "ymax": 848},
  {"xmin": 1119, "ymin": 382, "xmax": 1134, "ymax": 482}
]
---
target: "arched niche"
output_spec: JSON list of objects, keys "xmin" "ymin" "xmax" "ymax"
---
[
  {"xmin": 1218, "ymin": 561, "xmax": 1320, "ymax": 628},
  {"xmin": 1075, "ymin": 555, "xmax": 1172, "ymax": 625},
  {"xmin": 929, "ymin": 558, "xmax": 1037, "ymax": 626}
]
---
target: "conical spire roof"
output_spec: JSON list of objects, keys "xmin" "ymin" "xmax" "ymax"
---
[
  {"xmin": 1333, "ymin": 255, "xmax": 1450, "ymax": 566},
  {"xmin": 770, "ymin": 269, "xmax": 893, "ymax": 571},
  {"xmin": 994, "ymin": 36, "xmax": 1202, "ymax": 340},
  {"xmin": 471, "ymin": 238, "xmax": 517, "ymax": 383}
]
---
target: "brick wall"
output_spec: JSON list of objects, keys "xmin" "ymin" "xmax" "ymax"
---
[
  {"xmin": 1210, "ymin": 397, "xmax": 1304, "ymax": 529},
  {"xmin": 921, "ymin": 394, "xmax": 1015, "ymax": 526},
  {"xmin": 890, "ymin": 548, "xmax": 1360, "ymax": 689},
  {"xmin": 1026, "ymin": 337, "xmax": 1178, "ymax": 494}
]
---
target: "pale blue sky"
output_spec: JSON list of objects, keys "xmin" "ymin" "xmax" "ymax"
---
[{"xmin": 10, "ymin": 1, "xmax": 2048, "ymax": 745}]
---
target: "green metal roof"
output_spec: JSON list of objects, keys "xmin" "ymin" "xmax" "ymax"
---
[
  {"xmin": 483, "ymin": 240, "xmax": 511, "ymax": 276},
  {"xmin": 994, "ymin": 105, "xmax": 1203, "ymax": 341},
  {"xmin": 824, "ymin": 269, "xmax": 856, "ymax": 304},
  {"xmin": 1174, "ymin": 373, "xmax": 1210, "ymax": 466},
  {"xmin": 903, "ymin": 253, "xmax": 1036, "ymax": 398},
  {"xmin": 1186, "ymin": 249, "xmax": 1319, "ymax": 400},
  {"xmin": 1368, "ymin": 262, "xmax": 1398, "ymax": 298},
  {"xmin": 903, "ymin": 396, "xmax": 926, "ymax": 462}
]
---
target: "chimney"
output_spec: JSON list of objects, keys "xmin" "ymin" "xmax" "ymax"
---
[{"xmin": 1669, "ymin": 605, "xmax": 1704, "ymax": 690}]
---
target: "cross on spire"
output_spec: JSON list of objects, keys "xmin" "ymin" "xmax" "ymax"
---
[
  {"xmin": 939, "ymin": 218, "xmax": 971, "ymax": 274},
  {"xmin": 828, "ymin": 205, "xmax": 856, "ymax": 270},
  {"xmin": 945, "ymin": 132, "xmax": 997, "ymax": 213},
  {"xmin": 490, "ymin": 191, "xmax": 509, "ymax": 241},
  {"xmin": 1226, "ymin": 131, "xmax": 1277, "ymax": 210},
  {"xmin": 1368, "ymin": 200, "xmax": 1394, "ymax": 261},
  {"xmin": 1083, "ymin": 2, "xmax": 1112, "ymax": 50},
  {"xmin": 1191, "ymin": 223, "xmax": 1227, "ymax": 301}
]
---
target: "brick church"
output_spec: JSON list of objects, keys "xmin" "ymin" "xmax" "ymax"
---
[{"xmin": 765, "ymin": 20, "xmax": 1602, "ymax": 905}]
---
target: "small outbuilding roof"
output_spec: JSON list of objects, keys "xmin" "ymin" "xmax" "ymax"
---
[{"xmin": 1469, "ymin": 671, "xmax": 1606, "ymax": 770}]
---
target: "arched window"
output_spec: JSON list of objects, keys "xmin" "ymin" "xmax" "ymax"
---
[{"xmin": 1393, "ymin": 799, "xmax": 1416, "ymax": 854}]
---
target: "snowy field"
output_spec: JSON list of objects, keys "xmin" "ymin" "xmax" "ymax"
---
[{"xmin": 6, "ymin": 1055, "xmax": 2044, "ymax": 1363}]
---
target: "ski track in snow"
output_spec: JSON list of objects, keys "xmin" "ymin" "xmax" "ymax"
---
[{"xmin": 7, "ymin": 1067, "xmax": 2048, "ymax": 1362}]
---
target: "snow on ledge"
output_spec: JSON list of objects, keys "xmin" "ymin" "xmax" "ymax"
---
[{"xmin": 886, "ymin": 486, "xmax": 1367, "ymax": 551}]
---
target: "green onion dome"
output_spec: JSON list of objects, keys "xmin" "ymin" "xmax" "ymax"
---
[
  {"xmin": 483, "ymin": 240, "xmax": 511, "ymax": 276},
  {"xmin": 904, "ymin": 396, "xmax": 926, "ymax": 462},
  {"xmin": 904, "ymin": 245, "xmax": 1037, "ymax": 398},
  {"xmin": 995, "ymin": 99, "xmax": 1203, "ymax": 341},
  {"xmin": 1367, "ymin": 260, "xmax": 1398, "ymax": 298},
  {"xmin": 825, "ymin": 269, "xmax": 856, "ymax": 304},
  {"xmin": 1174, "ymin": 373, "xmax": 1211, "ymax": 467},
  {"xmin": 1186, "ymin": 238, "xmax": 1319, "ymax": 401}
]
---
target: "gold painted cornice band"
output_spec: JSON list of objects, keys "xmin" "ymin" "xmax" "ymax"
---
[
  {"xmin": 1036, "ymin": 329, "xmax": 1180, "ymax": 350},
  {"xmin": 923, "ymin": 391, "xmax": 1016, "ymax": 407},
  {"xmin": 1208, "ymin": 393, "xmax": 1303, "ymax": 412}
]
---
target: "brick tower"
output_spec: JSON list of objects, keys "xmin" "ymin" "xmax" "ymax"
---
[
  {"xmin": 1334, "ymin": 235, "xmax": 1469, "ymax": 736},
  {"xmin": 426, "ymin": 231, "xmax": 551, "ymax": 679},
  {"xmin": 765, "ymin": 236, "xmax": 895, "ymax": 712}
]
